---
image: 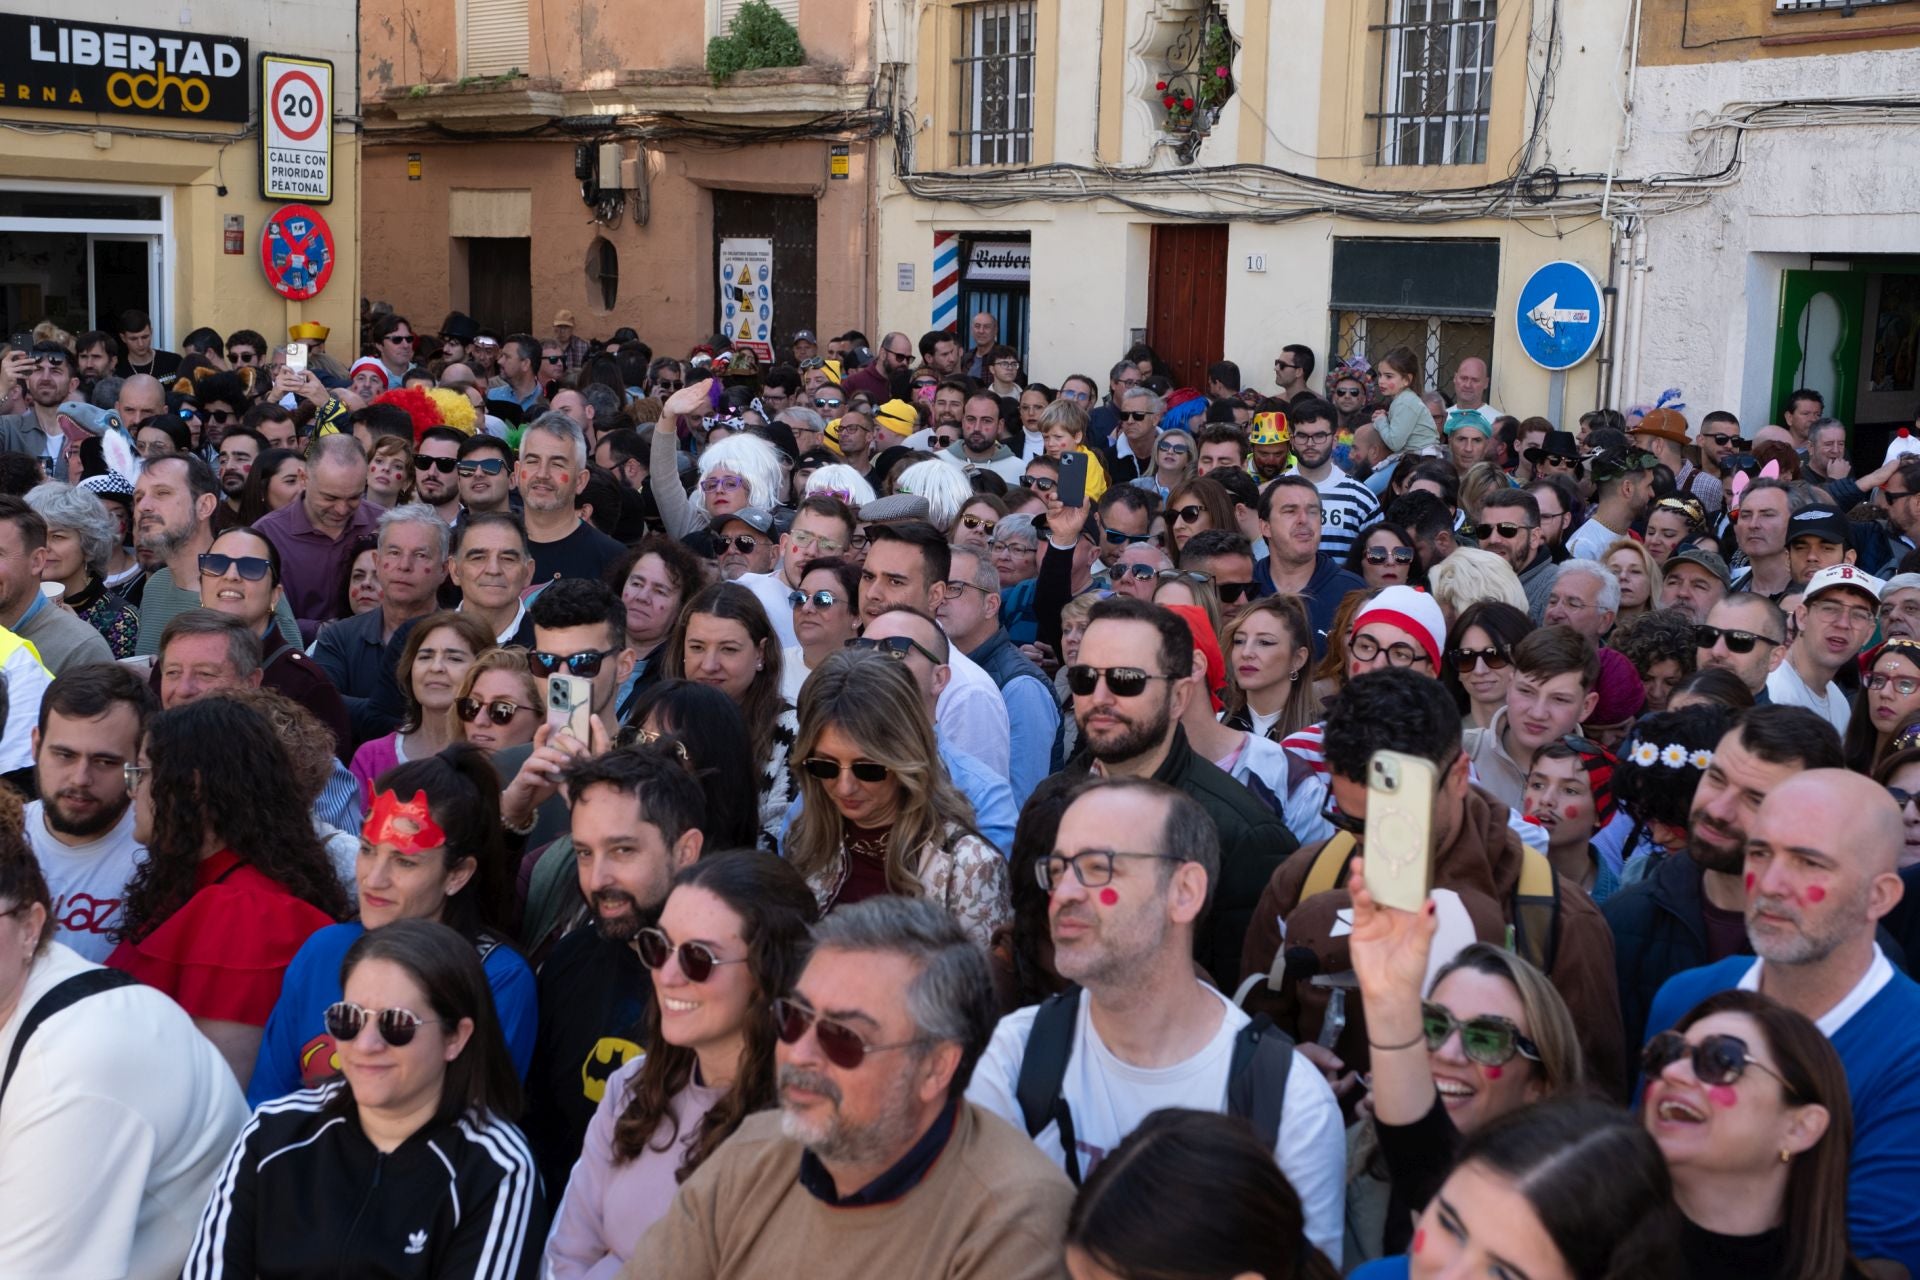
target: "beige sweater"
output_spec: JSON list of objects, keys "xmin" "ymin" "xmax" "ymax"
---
[{"xmin": 619, "ymin": 1102, "xmax": 1074, "ymax": 1279}]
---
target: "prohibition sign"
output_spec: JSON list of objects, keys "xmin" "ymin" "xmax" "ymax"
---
[
  {"xmin": 261, "ymin": 204, "xmax": 335, "ymax": 301},
  {"xmin": 271, "ymin": 69, "xmax": 324, "ymax": 142}
]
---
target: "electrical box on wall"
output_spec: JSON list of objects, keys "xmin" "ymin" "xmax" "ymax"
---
[
  {"xmin": 574, "ymin": 144, "xmax": 596, "ymax": 182},
  {"xmin": 597, "ymin": 143, "xmax": 626, "ymax": 190}
]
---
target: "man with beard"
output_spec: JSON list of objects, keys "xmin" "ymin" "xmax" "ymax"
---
[
  {"xmin": 523, "ymin": 747, "xmax": 706, "ymax": 1198},
  {"xmin": 1474, "ymin": 488, "xmax": 1557, "ymax": 621},
  {"xmin": 517, "ymin": 411, "xmax": 624, "ymax": 584},
  {"xmin": 1050, "ymin": 596, "xmax": 1295, "ymax": 987},
  {"xmin": 1285, "ymin": 397, "xmax": 1377, "ymax": 559},
  {"xmin": 211, "ymin": 426, "xmax": 265, "ymax": 530},
  {"xmin": 411, "ymin": 426, "xmax": 465, "ymax": 525},
  {"xmin": 0, "ymin": 341, "xmax": 79, "ymax": 472},
  {"xmin": 967, "ymin": 777, "xmax": 1345, "ymax": 1261},
  {"xmin": 24, "ymin": 664, "xmax": 153, "ymax": 960},
  {"xmin": 1604, "ymin": 705, "xmax": 1840, "ymax": 1052},
  {"xmin": 1644, "ymin": 767, "xmax": 1920, "ymax": 1277},
  {"xmin": 627, "ymin": 896, "xmax": 1073, "ymax": 1278},
  {"xmin": 942, "ymin": 391, "xmax": 1022, "ymax": 483},
  {"xmin": 255, "ymin": 434, "xmax": 381, "ymax": 636}
]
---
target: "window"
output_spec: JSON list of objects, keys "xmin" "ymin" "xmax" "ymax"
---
[
  {"xmin": 1329, "ymin": 237, "xmax": 1498, "ymax": 392},
  {"xmin": 954, "ymin": 2, "xmax": 1036, "ymax": 167},
  {"xmin": 713, "ymin": 0, "xmax": 799, "ymax": 38},
  {"xmin": 587, "ymin": 237, "xmax": 619, "ymax": 311},
  {"xmin": 1372, "ymin": 0, "xmax": 1494, "ymax": 167},
  {"xmin": 462, "ymin": 0, "xmax": 529, "ymax": 77}
]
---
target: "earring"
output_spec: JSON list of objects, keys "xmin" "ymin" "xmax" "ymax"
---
[
  {"xmin": 1779, "ymin": 1149, "xmax": 1792, "ymax": 1165},
  {"xmin": 1289, "ymin": 669, "xmax": 1300, "ymax": 682},
  {"xmin": 756, "ymin": 661, "xmax": 764, "ymax": 671}
]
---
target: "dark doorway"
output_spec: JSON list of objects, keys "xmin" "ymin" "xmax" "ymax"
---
[
  {"xmin": 712, "ymin": 190, "xmax": 817, "ymax": 360},
  {"xmin": 1147, "ymin": 224, "xmax": 1229, "ymax": 390},
  {"xmin": 465, "ymin": 237, "xmax": 531, "ymax": 335},
  {"xmin": 959, "ymin": 233, "xmax": 1030, "ymax": 367}
]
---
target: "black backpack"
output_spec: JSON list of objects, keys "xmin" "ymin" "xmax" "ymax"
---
[{"xmin": 1012, "ymin": 987, "xmax": 1295, "ymax": 1185}]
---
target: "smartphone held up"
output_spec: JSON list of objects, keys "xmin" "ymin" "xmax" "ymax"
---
[{"xmin": 1361, "ymin": 749, "xmax": 1434, "ymax": 913}]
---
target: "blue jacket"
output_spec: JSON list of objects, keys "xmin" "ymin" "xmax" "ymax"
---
[
  {"xmin": 247, "ymin": 921, "xmax": 538, "ymax": 1107},
  {"xmin": 1253, "ymin": 554, "xmax": 1368, "ymax": 659},
  {"xmin": 967, "ymin": 627, "xmax": 1060, "ymax": 804}
]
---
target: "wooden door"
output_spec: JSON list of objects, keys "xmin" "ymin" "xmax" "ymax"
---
[{"xmin": 1147, "ymin": 224, "xmax": 1229, "ymax": 390}]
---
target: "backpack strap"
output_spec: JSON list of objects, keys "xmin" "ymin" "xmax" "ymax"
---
[
  {"xmin": 1509, "ymin": 845, "xmax": 1562, "ymax": 974},
  {"xmin": 1014, "ymin": 988, "xmax": 1087, "ymax": 1185},
  {"xmin": 1299, "ymin": 831, "xmax": 1357, "ymax": 901},
  {"xmin": 1226, "ymin": 1014, "xmax": 1295, "ymax": 1153},
  {"xmin": 1, "ymin": 968, "xmax": 138, "ymax": 1112}
]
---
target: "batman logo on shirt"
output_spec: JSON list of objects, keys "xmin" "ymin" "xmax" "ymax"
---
[{"xmin": 580, "ymin": 1037, "xmax": 642, "ymax": 1103}]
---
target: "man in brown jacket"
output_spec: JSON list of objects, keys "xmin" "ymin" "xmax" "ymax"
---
[
  {"xmin": 624, "ymin": 896, "xmax": 1074, "ymax": 1278},
  {"xmin": 1241, "ymin": 669, "xmax": 1626, "ymax": 1095}
]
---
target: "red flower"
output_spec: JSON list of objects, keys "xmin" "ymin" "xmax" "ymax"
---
[
  {"xmin": 1182, "ymin": 97, "xmax": 1195, "ymax": 110},
  {"xmin": 1215, "ymin": 66, "xmax": 1229, "ymax": 78},
  {"xmin": 1156, "ymin": 80, "xmax": 1168, "ymax": 90},
  {"xmin": 1164, "ymin": 95, "xmax": 1177, "ymax": 108}
]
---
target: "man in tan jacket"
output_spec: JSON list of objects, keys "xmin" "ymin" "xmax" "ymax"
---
[{"xmin": 623, "ymin": 897, "xmax": 1074, "ymax": 1278}]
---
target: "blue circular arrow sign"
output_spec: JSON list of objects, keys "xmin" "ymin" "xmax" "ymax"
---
[{"xmin": 1515, "ymin": 260, "xmax": 1604, "ymax": 371}]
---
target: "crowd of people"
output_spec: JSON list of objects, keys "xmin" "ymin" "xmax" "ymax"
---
[{"xmin": 0, "ymin": 305, "xmax": 1918, "ymax": 1278}]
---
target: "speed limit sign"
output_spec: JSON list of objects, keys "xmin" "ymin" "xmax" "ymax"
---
[{"xmin": 259, "ymin": 54, "xmax": 334, "ymax": 203}]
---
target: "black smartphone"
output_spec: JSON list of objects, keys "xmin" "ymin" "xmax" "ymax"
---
[
  {"xmin": 1056, "ymin": 452, "xmax": 1088, "ymax": 507},
  {"xmin": 9, "ymin": 331, "xmax": 32, "ymax": 354}
]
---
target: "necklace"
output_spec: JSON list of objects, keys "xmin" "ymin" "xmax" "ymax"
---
[{"xmin": 845, "ymin": 829, "xmax": 890, "ymax": 860}]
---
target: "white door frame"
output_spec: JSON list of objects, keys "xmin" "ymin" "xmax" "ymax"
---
[{"xmin": 0, "ymin": 179, "xmax": 172, "ymax": 343}]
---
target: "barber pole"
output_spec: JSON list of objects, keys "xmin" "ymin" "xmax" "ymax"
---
[{"xmin": 932, "ymin": 231, "xmax": 959, "ymax": 333}]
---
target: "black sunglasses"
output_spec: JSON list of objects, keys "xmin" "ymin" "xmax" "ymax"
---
[
  {"xmin": 1642, "ymin": 1030, "xmax": 1799, "ymax": 1099},
  {"xmin": 1119, "ymin": 411, "xmax": 1153, "ymax": 422},
  {"xmin": 1066, "ymin": 664, "xmax": 1166, "ymax": 698},
  {"xmin": 1216, "ymin": 580, "xmax": 1256, "ymax": 603},
  {"xmin": 789, "ymin": 589, "xmax": 840, "ymax": 610},
  {"xmin": 1101, "ymin": 528, "xmax": 1154, "ymax": 547},
  {"xmin": 456, "ymin": 457, "xmax": 506, "ymax": 476},
  {"xmin": 456, "ymin": 696, "xmax": 528, "ymax": 725},
  {"xmin": 199, "ymin": 552, "xmax": 272, "ymax": 581},
  {"xmin": 1020, "ymin": 474, "xmax": 1057, "ymax": 492},
  {"xmin": 802, "ymin": 757, "xmax": 892, "ymax": 783},
  {"xmin": 528, "ymin": 647, "xmax": 620, "ymax": 678},
  {"xmin": 1422, "ymin": 1002, "xmax": 1541, "ymax": 1067},
  {"xmin": 1449, "ymin": 646, "xmax": 1511, "ymax": 673},
  {"xmin": 1114, "ymin": 564, "xmax": 1157, "ymax": 582},
  {"xmin": 1469, "ymin": 522, "xmax": 1533, "ymax": 541},
  {"xmin": 636, "ymin": 926, "xmax": 747, "ymax": 983},
  {"xmin": 1169, "ymin": 504, "xmax": 1206, "ymax": 525},
  {"xmin": 323, "ymin": 1001, "xmax": 439, "ymax": 1047},
  {"xmin": 771, "ymin": 996, "xmax": 924, "ymax": 1071},
  {"xmin": 848, "ymin": 634, "xmax": 941, "ymax": 664},
  {"xmin": 724, "ymin": 535, "xmax": 766, "ymax": 555},
  {"xmin": 654, "ymin": 379, "xmax": 685, "ymax": 392},
  {"xmin": 415, "ymin": 455, "xmax": 458, "ymax": 474},
  {"xmin": 1693, "ymin": 624, "xmax": 1782, "ymax": 655}
]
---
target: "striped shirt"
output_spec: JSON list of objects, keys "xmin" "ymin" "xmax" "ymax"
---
[{"xmin": 1290, "ymin": 468, "xmax": 1381, "ymax": 559}]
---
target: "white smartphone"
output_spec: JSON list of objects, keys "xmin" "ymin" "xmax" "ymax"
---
[
  {"xmin": 284, "ymin": 342, "xmax": 308, "ymax": 374},
  {"xmin": 1363, "ymin": 749, "xmax": 1435, "ymax": 912},
  {"xmin": 546, "ymin": 673, "xmax": 594, "ymax": 745}
]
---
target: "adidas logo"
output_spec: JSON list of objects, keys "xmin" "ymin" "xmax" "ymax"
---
[{"xmin": 405, "ymin": 1229, "xmax": 427, "ymax": 1255}]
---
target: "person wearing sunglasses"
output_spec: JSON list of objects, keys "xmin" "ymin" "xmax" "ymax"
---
[
  {"xmin": 782, "ymin": 558, "xmax": 862, "ymax": 698},
  {"xmin": 1106, "ymin": 386, "xmax": 1166, "ymax": 485},
  {"xmin": 1156, "ymin": 473, "xmax": 1229, "ymax": 558},
  {"xmin": 1471, "ymin": 489, "xmax": 1556, "ymax": 620},
  {"xmin": 785, "ymin": 650, "xmax": 1008, "ymax": 946},
  {"xmin": 1640, "ymin": 990, "xmax": 1858, "ymax": 1280},
  {"xmin": 628, "ymin": 896, "xmax": 1071, "ymax": 1275},
  {"xmin": 444, "ymin": 647, "xmax": 542, "ymax": 755},
  {"xmin": 546, "ymin": 853, "xmax": 818, "ymax": 1276},
  {"xmin": 935, "ymin": 546, "xmax": 1059, "ymax": 807},
  {"xmin": 248, "ymin": 746, "xmax": 534, "ymax": 1109},
  {"xmin": 1128, "ymin": 424, "xmax": 1196, "ymax": 504},
  {"xmin": 1439, "ymin": 601, "xmax": 1529, "ymax": 730},
  {"xmin": 1255, "ymin": 476, "xmax": 1367, "ymax": 660},
  {"xmin": 1107, "ymin": 541, "xmax": 1174, "ymax": 602},
  {"xmin": 196, "ymin": 919, "xmax": 544, "ymax": 1274},
  {"xmin": 1345, "ymin": 523, "xmax": 1423, "ymax": 592}
]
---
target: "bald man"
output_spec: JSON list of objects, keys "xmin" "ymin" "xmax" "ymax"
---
[
  {"xmin": 115, "ymin": 373, "xmax": 167, "ymax": 431},
  {"xmin": 1644, "ymin": 769, "xmax": 1920, "ymax": 1275},
  {"xmin": 1449, "ymin": 356, "xmax": 1500, "ymax": 429}
]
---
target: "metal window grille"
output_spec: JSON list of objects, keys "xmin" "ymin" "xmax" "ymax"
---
[
  {"xmin": 1775, "ymin": 0, "xmax": 1912, "ymax": 9},
  {"xmin": 954, "ymin": 2, "xmax": 1036, "ymax": 167},
  {"xmin": 1371, "ymin": 0, "xmax": 1494, "ymax": 167},
  {"xmin": 1329, "ymin": 310, "xmax": 1493, "ymax": 396}
]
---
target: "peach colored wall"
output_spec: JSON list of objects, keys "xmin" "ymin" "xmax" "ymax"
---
[{"xmin": 362, "ymin": 136, "xmax": 875, "ymax": 355}]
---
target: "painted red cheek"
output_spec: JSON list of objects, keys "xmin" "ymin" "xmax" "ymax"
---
[
  {"xmin": 1099, "ymin": 888, "xmax": 1119, "ymax": 907},
  {"xmin": 1745, "ymin": 872, "xmax": 1755, "ymax": 892},
  {"xmin": 1806, "ymin": 885, "xmax": 1826, "ymax": 903},
  {"xmin": 1708, "ymin": 1084, "xmax": 1739, "ymax": 1108},
  {"xmin": 1484, "ymin": 1065, "xmax": 1503, "ymax": 1080},
  {"xmin": 1412, "ymin": 1229, "xmax": 1426, "ymax": 1256},
  {"xmin": 1564, "ymin": 805, "xmax": 1581, "ymax": 819}
]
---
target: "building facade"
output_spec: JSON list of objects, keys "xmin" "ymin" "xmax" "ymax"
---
[
  {"xmin": 359, "ymin": 0, "xmax": 882, "ymax": 359},
  {"xmin": 0, "ymin": 2, "xmax": 359, "ymax": 349}
]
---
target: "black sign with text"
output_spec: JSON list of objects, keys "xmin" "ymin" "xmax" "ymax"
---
[{"xmin": 0, "ymin": 16, "xmax": 248, "ymax": 122}]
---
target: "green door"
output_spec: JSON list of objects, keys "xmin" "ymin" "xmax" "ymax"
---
[{"xmin": 1774, "ymin": 269, "xmax": 1866, "ymax": 427}]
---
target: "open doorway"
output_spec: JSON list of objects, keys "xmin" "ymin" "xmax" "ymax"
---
[{"xmin": 0, "ymin": 183, "xmax": 166, "ymax": 338}]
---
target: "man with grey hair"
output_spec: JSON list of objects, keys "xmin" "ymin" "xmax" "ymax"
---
[
  {"xmin": 310, "ymin": 501, "xmax": 451, "ymax": 740},
  {"xmin": 776, "ymin": 405, "xmax": 828, "ymax": 457},
  {"xmin": 156, "ymin": 608, "xmax": 263, "ymax": 709},
  {"xmin": 1879, "ymin": 572, "xmax": 1920, "ymax": 641},
  {"xmin": 1109, "ymin": 385, "xmax": 1164, "ymax": 484},
  {"xmin": 1542, "ymin": 557, "xmax": 1619, "ymax": 643},
  {"xmin": 967, "ymin": 776, "xmax": 1345, "ymax": 1261},
  {"xmin": 517, "ymin": 410, "xmax": 623, "ymax": 584},
  {"xmin": 628, "ymin": 895, "xmax": 1074, "ymax": 1277},
  {"xmin": 256, "ymin": 433, "xmax": 380, "ymax": 637}
]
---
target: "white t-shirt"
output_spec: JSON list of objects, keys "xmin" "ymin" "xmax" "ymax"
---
[
  {"xmin": 24, "ymin": 800, "xmax": 145, "ymax": 963},
  {"xmin": 1564, "ymin": 515, "xmax": 1624, "ymax": 563},
  {"xmin": 0, "ymin": 943, "xmax": 248, "ymax": 1278},
  {"xmin": 736, "ymin": 566, "xmax": 800, "ymax": 649},
  {"xmin": 968, "ymin": 985, "xmax": 1346, "ymax": 1265},
  {"xmin": 1765, "ymin": 659, "xmax": 1852, "ymax": 735},
  {"xmin": 936, "ymin": 647, "xmax": 1011, "ymax": 774}
]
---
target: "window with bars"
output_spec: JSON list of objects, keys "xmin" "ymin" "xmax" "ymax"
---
[
  {"xmin": 1329, "ymin": 311, "xmax": 1493, "ymax": 397},
  {"xmin": 1372, "ymin": 0, "xmax": 1494, "ymax": 167},
  {"xmin": 953, "ymin": 2, "xmax": 1036, "ymax": 167}
]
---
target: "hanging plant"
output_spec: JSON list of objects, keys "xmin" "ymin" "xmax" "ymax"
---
[{"xmin": 1198, "ymin": 14, "xmax": 1236, "ymax": 111}]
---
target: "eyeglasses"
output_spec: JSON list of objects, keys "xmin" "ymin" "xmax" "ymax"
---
[
  {"xmin": 1889, "ymin": 786, "xmax": 1920, "ymax": 810},
  {"xmin": 1101, "ymin": 528, "xmax": 1154, "ymax": 547},
  {"xmin": 1449, "ymin": 646, "xmax": 1511, "ymax": 673},
  {"xmin": 1868, "ymin": 672, "xmax": 1920, "ymax": 697},
  {"xmin": 700, "ymin": 475, "xmax": 747, "ymax": 493},
  {"xmin": 802, "ymin": 757, "xmax": 892, "ymax": 783},
  {"xmin": 814, "ymin": 397, "xmax": 844, "ymax": 411},
  {"xmin": 1065, "ymin": 664, "xmax": 1168, "ymax": 697},
  {"xmin": 1157, "ymin": 441, "xmax": 1190, "ymax": 457},
  {"xmin": 198, "ymin": 552, "xmax": 272, "ymax": 581},
  {"xmin": 1421, "ymin": 1003, "xmax": 1542, "ymax": 1068},
  {"xmin": 1349, "ymin": 634, "xmax": 1429, "ymax": 667},
  {"xmin": 1362, "ymin": 546, "xmax": 1416, "ymax": 566},
  {"xmin": 1156, "ymin": 569, "xmax": 1210, "ymax": 588},
  {"xmin": 1036, "ymin": 848, "xmax": 1185, "ymax": 892},
  {"xmin": 1701, "ymin": 432, "xmax": 1743, "ymax": 447},
  {"xmin": 789, "ymin": 588, "xmax": 841, "ymax": 610},
  {"xmin": 1119, "ymin": 411, "xmax": 1153, "ymax": 423},
  {"xmin": 1808, "ymin": 598, "xmax": 1876, "ymax": 629},
  {"xmin": 1641, "ymin": 1030, "xmax": 1799, "ymax": 1100},
  {"xmin": 1469, "ymin": 522, "xmax": 1533, "ymax": 541},
  {"xmin": 724, "ymin": 535, "xmax": 767, "ymax": 555},
  {"xmin": 1692, "ymin": 624, "xmax": 1782, "ymax": 654},
  {"xmin": 992, "ymin": 358, "xmax": 1021, "ymax": 369},
  {"xmin": 1114, "ymin": 564, "xmax": 1157, "ymax": 582},
  {"xmin": 1216, "ymin": 580, "xmax": 1256, "ymax": 603},
  {"xmin": 1330, "ymin": 386, "xmax": 1365, "ymax": 398},
  {"xmin": 456, "ymin": 696, "xmax": 529, "ymax": 725},
  {"xmin": 456, "ymin": 457, "xmax": 506, "ymax": 477},
  {"xmin": 323, "ymin": 1001, "xmax": 441, "ymax": 1047},
  {"xmin": 849, "ymin": 634, "xmax": 942, "ymax": 664},
  {"xmin": 771, "ymin": 995, "xmax": 925, "ymax": 1071},
  {"xmin": 1019, "ymin": 475, "xmax": 1057, "ymax": 493},
  {"xmin": 415, "ymin": 455, "xmax": 458, "ymax": 474},
  {"xmin": 958, "ymin": 514, "xmax": 999, "ymax": 537},
  {"xmin": 121, "ymin": 762, "xmax": 150, "ymax": 792},
  {"xmin": 1169, "ymin": 504, "xmax": 1206, "ymax": 525},
  {"xmin": 528, "ymin": 646, "xmax": 621, "ymax": 678},
  {"xmin": 383, "ymin": 334, "xmax": 415, "ymax": 345},
  {"xmin": 636, "ymin": 927, "xmax": 747, "ymax": 982}
]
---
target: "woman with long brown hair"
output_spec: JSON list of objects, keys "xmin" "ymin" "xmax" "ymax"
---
[{"xmin": 544, "ymin": 852, "xmax": 818, "ymax": 1276}]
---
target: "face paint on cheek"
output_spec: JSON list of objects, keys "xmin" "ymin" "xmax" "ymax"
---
[
  {"xmin": 1708, "ymin": 1084, "xmax": 1739, "ymax": 1108},
  {"xmin": 1412, "ymin": 1229, "xmax": 1425, "ymax": 1256},
  {"xmin": 1099, "ymin": 888, "xmax": 1119, "ymax": 907},
  {"xmin": 1745, "ymin": 871, "xmax": 1755, "ymax": 892},
  {"xmin": 1805, "ymin": 885, "xmax": 1826, "ymax": 903},
  {"xmin": 1484, "ymin": 1065, "xmax": 1503, "ymax": 1080},
  {"xmin": 1564, "ymin": 805, "xmax": 1581, "ymax": 819}
]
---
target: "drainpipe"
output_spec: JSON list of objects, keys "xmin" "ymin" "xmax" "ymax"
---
[{"xmin": 1620, "ymin": 224, "xmax": 1649, "ymax": 412}]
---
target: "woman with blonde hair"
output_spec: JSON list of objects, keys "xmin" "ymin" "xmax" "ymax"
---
[
  {"xmin": 1458, "ymin": 461, "xmax": 1511, "ymax": 525},
  {"xmin": 1036, "ymin": 397, "xmax": 1110, "ymax": 501},
  {"xmin": 1151, "ymin": 569, "xmax": 1222, "ymax": 639},
  {"xmin": 1427, "ymin": 547, "xmax": 1528, "ymax": 624},
  {"xmin": 782, "ymin": 649, "xmax": 1009, "ymax": 946},
  {"xmin": 1605, "ymin": 537, "xmax": 1664, "ymax": 634},
  {"xmin": 1131, "ymin": 426, "xmax": 1197, "ymax": 502},
  {"xmin": 448, "ymin": 647, "xmax": 541, "ymax": 755}
]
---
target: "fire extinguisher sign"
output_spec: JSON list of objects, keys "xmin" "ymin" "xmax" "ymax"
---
[{"xmin": 259, "ymin": 53, "xmax": 333, "ymax": 204}]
